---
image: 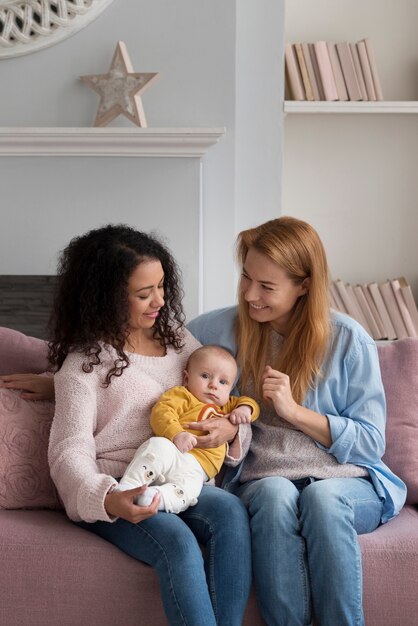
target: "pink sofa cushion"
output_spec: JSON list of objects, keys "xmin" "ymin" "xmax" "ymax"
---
[
  {"xmin": 0, "ymin": 389, "xmax": 60, "ymax": 509},
  {"xmin": 359, "ymin": 505, "xmax": 418, "ymax": 626},
  {"xmin": 0, "ymin": 326, "xmax": 48, "ymax": 376},
  {"xmin": 0, "ymin": 509, "xmax": 169, "ymax": 626},
  {"xmin": 378, "ymin": 338, "xmax": 418, "ymax": 504}
]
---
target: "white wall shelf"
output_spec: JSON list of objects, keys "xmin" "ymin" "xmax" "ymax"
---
[
  {"xmin": 0, "ymin": 127, "xmax": 226, "ymax": 157},
  {"xmin": 284, "ymin": 101, "xmax": 418, "ymax": 115},
  {"xmin": 283, "ymin": 0, "xmax": 418, "ymax": 300}
]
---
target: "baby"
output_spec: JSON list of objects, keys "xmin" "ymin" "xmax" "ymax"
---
[{"xmin": 117, "ymin": 344, "xmax": 259, "ymax": 513}]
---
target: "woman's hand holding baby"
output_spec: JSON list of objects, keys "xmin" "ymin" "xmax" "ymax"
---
[
  {"xmin": 104, "ymin": 485, "xmax": 160, "ymax": 523},
  {"xmin": 187, "ymin": 418, "xmax": 238, "ymax": 447}
]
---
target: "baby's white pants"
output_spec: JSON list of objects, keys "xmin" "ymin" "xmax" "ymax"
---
[{"xmin": 117, "ymin": 436, "xmax": 208, "ymax": 514}]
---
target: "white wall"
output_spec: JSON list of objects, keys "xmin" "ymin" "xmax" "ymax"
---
[
  {"xmin": 0, "ymin": 0, "xmax": 285, "ymax": 316},
  {"xmin": 1, "ymin": 156, "xmax": 202, "ymax": 317}
]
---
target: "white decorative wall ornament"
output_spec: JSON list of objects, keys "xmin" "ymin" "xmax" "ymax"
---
[{"xmin": 0, "ymin": 0, "xmax": 116, "ymax": 59}]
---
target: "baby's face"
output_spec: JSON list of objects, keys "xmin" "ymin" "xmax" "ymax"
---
[{"xmin": 184, "ymin": 352, "xmax": 237, "ymax": 407}]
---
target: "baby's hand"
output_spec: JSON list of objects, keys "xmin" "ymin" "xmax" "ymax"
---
[
  {"xmin": 229, "ymin": 405, "xmax": 253, "ymax": 425},
  {"xmin": 173, "ymin": 431, "xmax": 198, "ymax": 453}
]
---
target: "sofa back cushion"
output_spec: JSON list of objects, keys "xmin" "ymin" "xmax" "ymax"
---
[
  {"xmin": 378, "ymin": 338, "xmax": 418, "ymax": 505},
  {"xmin": 0, "ymin": 326, "xmax": 49, "ymax": 375}
]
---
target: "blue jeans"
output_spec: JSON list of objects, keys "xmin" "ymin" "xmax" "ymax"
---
[
  {"xmin": 77, "ymin": 485, "xmax": 251, "ymax": 626},
  {"xmin": 236, "ymin": 476, "xmax": 383, "ymax": 626}
]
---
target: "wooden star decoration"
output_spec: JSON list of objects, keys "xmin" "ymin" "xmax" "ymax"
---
[{"xmin": 80, "ymin": 41, "xmax": 160, "ymax": 128}]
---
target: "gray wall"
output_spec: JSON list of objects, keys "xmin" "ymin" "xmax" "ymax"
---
[{"xmin": 0, "ymin": 0, "xmax": 285, "ymax": 317}]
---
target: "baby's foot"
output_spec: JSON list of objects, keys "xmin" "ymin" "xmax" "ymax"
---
[{"xmin": 135, "ymin": 486, "xmax": 163, "ymax": 508}]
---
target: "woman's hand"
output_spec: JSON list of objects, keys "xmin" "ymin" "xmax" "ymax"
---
[
  {"xmin": 262, "ymin": 365, "xmax": 298, "ymax": 424},
  {"xmin": 104, "ymin": 485, "xmax": 160, "ymax": 524},
  {"xmin": 186, "ymin": 418, "xmax": 239, "ymax": 448},
  {"xmin": 262, "ymin": 365, "xmax": 332, "ymax": 447},
  {"xmin": 0, "ymin": 373, "xmax": 55, "ymax": 400}
]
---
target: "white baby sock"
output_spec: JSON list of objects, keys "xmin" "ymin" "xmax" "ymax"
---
[{"xmin": 135, "ymin": 486, "xmax": 165, "ymax": 510}]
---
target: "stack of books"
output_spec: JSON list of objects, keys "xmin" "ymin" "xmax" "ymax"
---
[
  {"xmin": 330, "ymin": 277, "xmax": 418, "ymax": 340},
  {"xmin": 285, "ymin": 38, "xmax": 383, "ymax": 102}
]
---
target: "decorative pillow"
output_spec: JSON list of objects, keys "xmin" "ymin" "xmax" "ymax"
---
[
  {"xmin": 378, "ymin": 338, "xmax": 418, "ymax": 505},
  {"xmin": 0, "ymin": 326, "xmax": 49, "ymax": 376},
  {"xmin": 0, "ymin": 389, "xmax": 61, "ymax": 509}
]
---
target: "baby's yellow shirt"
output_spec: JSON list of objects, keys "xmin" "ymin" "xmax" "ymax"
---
[{"xmin": 150, "ymin": 386, "xmax": 259, "ymax": 478}]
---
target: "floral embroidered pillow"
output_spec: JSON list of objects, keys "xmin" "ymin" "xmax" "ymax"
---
[{"xmin": 0, "ymin": 389, "xmax": 61, "ymax": 509}]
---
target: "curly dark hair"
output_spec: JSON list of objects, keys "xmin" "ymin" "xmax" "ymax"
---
[{"xmin": 48, "ymin": 224, "xmax": 185, "ymax": 384}]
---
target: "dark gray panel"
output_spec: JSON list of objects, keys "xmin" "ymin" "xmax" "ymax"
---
[{"xmin": 0, "ymin": 276, "xmax": 57, "ymax": 339}]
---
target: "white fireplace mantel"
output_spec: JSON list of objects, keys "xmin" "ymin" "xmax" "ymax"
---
[
  {"xmin": 0, "ymin": 126, "xmax": 227, "ymax": 318},
  {"xmin": 0, "ymin": 127, "xmax": 226, "ymax": 157}
]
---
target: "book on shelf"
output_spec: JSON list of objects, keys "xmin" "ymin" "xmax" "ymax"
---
[
  {"xmin": 308, "ymin": 43, "xmax": 325, "ymax": 100},
  {"xmin": 294, "ymin": 43, "xmax": 314, "ymax": 101},
  {"xmin": 333, "ymin": 279, "xmax": 355, "ymax": 317},
  {"xmin": 313, "ymin": 41, "xmax": 338, "ymax": 101},
  {"xmin": 327, "ymin": 42, "xmax": 348, "ymax": 101},
  {"xmin": 359, "ymin": 284, "xmax": 387, "ymax": 339},
  {"xmin": 345, "ymin": 283, "xmax": 373, "ymax": 335},
  {"xmin": 361, "ymin": 37, "xmax": 384, "ymax": 101},
  {"xmin": 284, "ymin": 43, "xmax": 305, "ymax": 101},
  {"xmin": 367, "ymin": 282, "xmax": 397, "ymax": 340},
  {"xmin": 349, "ymin": 42, "xmax": 368, "ymax": 101},
  {"xmin": 301, "ymin": 42, "xmax": 321, "ymax": 101},
  {"xmin": 399, "ymin": 277, "xmax": 418, "ymax": 334},
  {"xmin": 284, "ymin": 38, "xmax": 384, "ymax": 103},
  {"xmin": 329, "ymin": 281, "xmax": 347, "ymax": 313},
  {"xmin": 333, "ymin": 279, "xmax": 369, "ymax": 330},
  {"xmin": 356, "ymin": 40, "xmax": 377, "ymax": 101},
  {"xmin": 391, "ymin": 277, "xmax": 418, "ymax": 337},
  {"xmin": 352, "ymin": 285, "xmax": 382, "ymax": 340},
  {"xmin": 330, "ymin": 278, "xmax": 418, "ymax": 340},
  {"xmin": 378, "ymin": 280, "xmax": 408, "ymax": 340},
  {"xmin": 336, "ymin": 42, "xmax": 362, "ymax": 101}
]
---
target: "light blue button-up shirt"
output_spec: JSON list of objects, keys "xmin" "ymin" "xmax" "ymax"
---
[{"xmin": 187, "ymin": 306, "xmax": 406, "ymax": 523}]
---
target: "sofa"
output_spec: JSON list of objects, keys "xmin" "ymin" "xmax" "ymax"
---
[{"xmin": 1, "ymin": 327, "xmax": 418, "ymax": 626}]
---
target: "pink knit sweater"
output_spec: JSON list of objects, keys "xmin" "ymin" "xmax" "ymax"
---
[{"xmin": 48, "ymin": 330, "xmax": 200, "ymax": 522}]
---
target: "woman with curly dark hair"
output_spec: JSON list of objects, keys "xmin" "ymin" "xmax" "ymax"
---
[
  {"xmin": 42, "ymin": 224, "xmax": 251, "ymax": 626},
  {"xmin": 48, "ymin": 224, "xmax": 185, "ymax": 380}
]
